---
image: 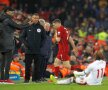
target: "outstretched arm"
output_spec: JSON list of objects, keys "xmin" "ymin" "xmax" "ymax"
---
[
  {"xmin": 69, "ymin": 36, "xmax": 76, "ymax": 48},
  {"xmin": 73, "ymin": 64, "xmax": 93, "ymax": 76},
  {"xmin": 69, "ymin": 36, "xmax": 78, "ymax": 56},
  {"xmin": 5, "ymin": 18, "xmax": 29, "ymax": 30}
]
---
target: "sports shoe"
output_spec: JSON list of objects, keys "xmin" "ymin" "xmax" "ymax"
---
[
  {"xmin": 35, "ymin": 79, "xmax": 42, "ymax": 83},
  {"xmin": 4, "ymin": 79, "xmax": 15, "ymax": 84},
  {"xmin": 40, "ymin": 78, "xmax": 47, "ymax": 82},
  {"xmin": 50, "ymin": 75, "xmax": 57, "ymax": 83},
  {"xmin": 0, "ymin": 80, "xmax": 4, "ymax": 84},
  {"xmin": 24, "ymin": 80, "xmax": 29, "ymax": 83}
]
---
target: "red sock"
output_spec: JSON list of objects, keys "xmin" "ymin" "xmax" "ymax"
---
[{"xmin": 54, "ymin": 66, "xmax": 60, "ymax": 76}]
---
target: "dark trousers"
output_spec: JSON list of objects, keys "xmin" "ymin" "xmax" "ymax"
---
[
  {"xmin": 40, "ymin": 56, "xmax": 48, "ymax": 78},
  {"xmin": 0, "ymin": 50, "xmax": 13, "ymax": 80},
  {"xmin": 25, "ymin": 54, "xmax": 41, "ymax": 81}
]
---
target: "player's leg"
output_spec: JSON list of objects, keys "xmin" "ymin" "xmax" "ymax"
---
[
  {"xmin": 56, "ymin": 71, "xmax": 87, "ymax": 85},
  {"xmin": 60, "ymin": 61, "xmax": 71, "ymax": 77},
  {"xmin": 63, "ymin": 61, "xmax": 71, "ymax": 69},
  {"xmin": 75, "ymin": 76, "xmax": 87, "ymax": 85},
  {"xmin": 62, "ymin": 53, "xmax": 71, "ymax": 68},
  {"xmin": 50, "ymin": 74, "xmax": 74, "ymax": 84},
  {"xmin": 51, "ymin": 72, "xmax": 87, "ymax": 85},
  {"xmin": 58, "ymin": 54, "xmax": 71, "ymax": 78},
  {"xmin": 54, "ymin": 57, "xmax": 61, "ymax": 76},
  {"xmin": 56, "ymin": 77, "xmax": 74, "ymax": 84}
]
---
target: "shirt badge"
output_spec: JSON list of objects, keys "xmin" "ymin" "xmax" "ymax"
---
[
  {"xmin": 37, "ymin": 29, "xmax": 41, "ymax": 33},
  {"xmin": 58, "ymin": 32, "xmax": 60, "ymax": 35}
]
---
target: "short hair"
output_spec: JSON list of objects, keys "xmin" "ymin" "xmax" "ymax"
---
[
  {"xmin": 39, "ymin": 19, "xmax": 45, "ymax": 26},
  {"xmin": 93, "ymin": 50, "xmax": 105, "ymax": 60},
  {"xmin": 33, "ymin": 13, "xmax": 39, "ymax": 16},
  {"xmin": 45, "ymin": 22, "xmax": 50, "ymax": 27},
  {"xmin": 3, "ymin": 6, "xmax": 14, "ymax": 12},
  {"xmin": 13, "ymin": 54, "xmax": 19, "ymax": 59},
  {"xmin": 53, "ymin": 19, "xmax": 61, "ymax": 24}
]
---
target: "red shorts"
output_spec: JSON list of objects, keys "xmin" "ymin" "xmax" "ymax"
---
[{"xmin": 57, "ymin": 50, "xmax": 70, "ymax": 61}]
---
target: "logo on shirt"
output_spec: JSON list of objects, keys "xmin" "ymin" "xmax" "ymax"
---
[
  {"xmin": 58, "ymin": 32, "xmax": 60, "ymax": 35},
  {"xmin": 37, "ymin": 29, "xmax": 41, "ymax": 33},
  {"xmin": 29, "ymin": 30, "xmax": 31, "ymax": 31}
]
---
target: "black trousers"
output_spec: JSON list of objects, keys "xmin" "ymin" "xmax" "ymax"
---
[
  {"xmin": 0, "ymin": 50, "xmax": 13, "ymax": 80},
  {"xmin": 25, "ymin": 54, "xmax": 41, "ymax": 81},
  {"xmin": 40, "ymin": 56, "xmax": 48, "ymax": 78}
]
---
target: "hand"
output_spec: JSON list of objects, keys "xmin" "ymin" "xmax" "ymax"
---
[
  {"xmin": 73, "ymin": 71, "xmax": 79, "ymax": 77},
  {"xmin": 16, "ymin": 40, "xmax": 19, "ymax": 44},
  {"xmin": 28, "ymin": 21, "xmax": 33, "ymax": 25}
]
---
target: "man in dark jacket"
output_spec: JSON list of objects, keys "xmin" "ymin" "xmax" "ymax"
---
[
  {"xmin": 0, "ymin": 6, "xmax": 29, "ymax": 84},
  {"xmin": 40, "ymin": 22, "xmax": 52, "ymax": 81},
  {"xmin": 20, "ymin": 13, "xmax": 46, "ymax": 83}
]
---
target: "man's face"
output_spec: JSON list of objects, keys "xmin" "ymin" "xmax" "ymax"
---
[
  {"xmin": 44, "ymin": 23, "xmax": 50, "ymax": 31},
  {"xmin": 52, "ymin": 22, "xmax": 58, "ymax": 29},
  {"xmin": 14, "ymin": 57, "xmax": 20, "ymax": 62},
  {"xmin": 31, "ymin": 15, "xmax": 39, "ymax": 24}
]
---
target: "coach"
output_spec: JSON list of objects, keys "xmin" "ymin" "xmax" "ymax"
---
[{"xmin": 0, "ymin": 6, "xmax": 29, "ymax": 84}]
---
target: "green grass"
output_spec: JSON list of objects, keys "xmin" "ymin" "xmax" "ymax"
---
[{"xmin": 0, "ymin": 77, "xmax": 108, "ymax": 90}]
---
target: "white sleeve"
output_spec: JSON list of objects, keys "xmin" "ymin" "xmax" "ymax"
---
[
  {"xmin": 74, "ymin": 63, "xmax": 93, "ymax": 76},
  {"xmin": 73, "ymin": 71, "xmax": 85, "ymax": 76},
  {"xmin": 84, "ymin": 63, "xmax": 93, "ymax": 74}
]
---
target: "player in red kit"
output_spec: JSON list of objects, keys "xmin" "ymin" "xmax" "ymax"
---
[
  {"xmin": 56, "ymin": 23, "xmax": 70, "ymax": 61},
  {"xmin": 52, "ymin": 19, "xmax": 77, "ymax": 77}
]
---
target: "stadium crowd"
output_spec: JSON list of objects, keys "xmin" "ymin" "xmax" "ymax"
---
[{"xmin": 0, "ymin": 0, "xmax": 108, "ymax": 84}]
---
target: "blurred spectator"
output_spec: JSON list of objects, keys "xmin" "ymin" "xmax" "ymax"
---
[
  {"xmin": 96, "ymin": 28, "xmax": 107, "ymax": 46},
  {"xmin": 10, "ymin": 54, "xmax": 25, "ymax": 77}
]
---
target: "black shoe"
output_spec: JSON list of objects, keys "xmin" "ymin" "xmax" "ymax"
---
[
  {"xmin": 35, "ymin": 79, "xmax": 41, "ymax": 83},
  {"xmin": 43, "ymin": 78, "xmax": 47, "ymax": 81},
  {"xmin": 24, "ymin": 80, "xmax": 29, "ymax": 83},
  {"xmin": 41, "ymin": 78, "xmax": 47, "ymax": 82}
]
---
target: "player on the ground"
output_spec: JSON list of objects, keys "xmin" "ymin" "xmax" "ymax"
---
[{"xmin": 50, "ymin": 50, "xmax": 106, "ymax": 85}]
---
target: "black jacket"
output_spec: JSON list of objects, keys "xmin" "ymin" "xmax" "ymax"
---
[
  {"xmin": 0, "ymin": 13, "xmax": 29, "ymax": 52},
  {"xmin": 20, "ymin": 23, "xmax": 46, "ymax": 54},
  {"xmin": 0, "ymin": 12, "xmax": 8, "ymax": 22},
  {"xmin": 40, "ymin": 31, "xmax": 52, "ymax": 59}
]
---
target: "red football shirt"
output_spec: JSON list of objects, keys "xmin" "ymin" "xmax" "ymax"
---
[{"xmin": 57, "ymin": 26, "xmax": 69, "ymax": 53}]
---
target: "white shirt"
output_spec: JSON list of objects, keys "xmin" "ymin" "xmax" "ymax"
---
[{"xmin": 84, "ymin": 60, "xmax": 106, "ymax": 85}]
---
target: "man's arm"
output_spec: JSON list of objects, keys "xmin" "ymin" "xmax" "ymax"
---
[
  {"xmin": 69, "ymin": 36, "xmax": 76, "ymax": 48},
  {"xmin": 20, "ymin": 29, "xmax": 29, "ymax": 48},
  {"xmin": 73, "ymin": 64, "xmax": 93, "ymax": 76},
  {"xmin": 5, "ymin": 18, "xmax": 29, "ymax": 30},
  {"xmin": 41, "ymin": 27, "xmax": 46, "ymax": 41},
  {"xmin": 40, "ymin": 27, "xmax": 46, "ymax": 47},
  {"xmin": 55, "ymin": 30, "xmax": 61, "ymax": 42},
  {"xmin": 54, "ymin": 31, "xmax": 61, "ymax": 42},
  {"xmin": 69, "ymin": 36, "xmax": 78, "ymax": 56}
]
